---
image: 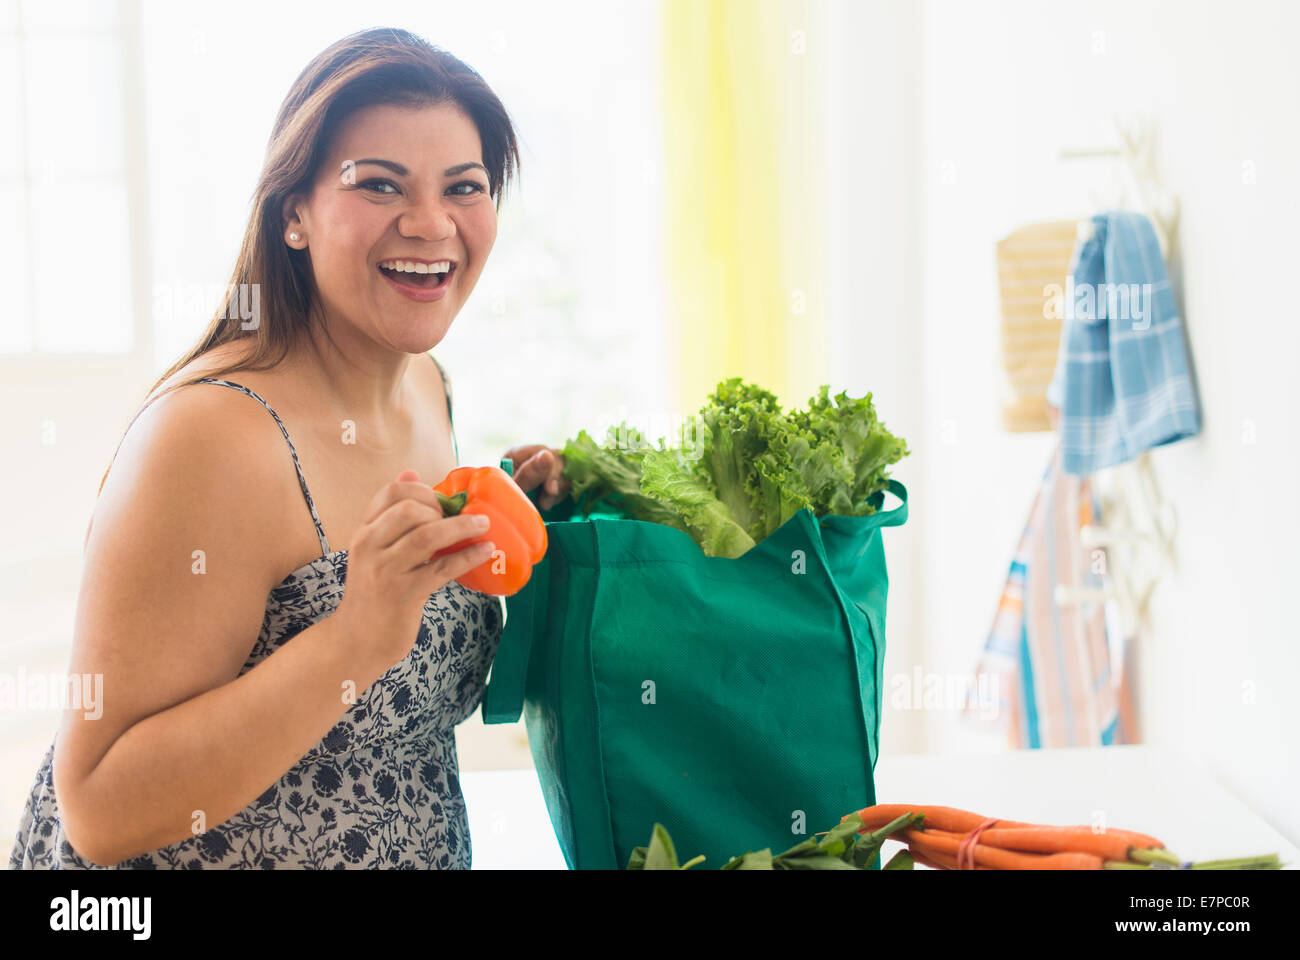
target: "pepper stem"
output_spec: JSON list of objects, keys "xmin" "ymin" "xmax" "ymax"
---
[{"xmin": 436, "ymin": 491, "xmax": 468, "ymax": 516}]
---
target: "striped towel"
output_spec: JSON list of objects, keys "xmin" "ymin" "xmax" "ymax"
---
[
  {"xmin": 1046, "ymin": 210, "xmax": 1201, "ymax": 475},
  {"xmin": 995, "ymin": 221, "xmax": 1079, "ymax": 432},
  {"xmin": 967, "ymin": 438, "xmax": 1138, "ymax": 748}
]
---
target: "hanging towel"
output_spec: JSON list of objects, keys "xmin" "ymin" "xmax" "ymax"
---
[
  {"xmin": 1046, "ymin": 210, "xmax": 1201, "ymax": 475},
  {"xmin": 967, "ymin": 439, "xmax": 1137, "ymax": 748},
  {"xmin": 995, "ymin": 221, "xmax": 1079, "ymax": 432}
]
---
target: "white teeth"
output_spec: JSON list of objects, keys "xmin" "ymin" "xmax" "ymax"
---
[{"xmin": 379, "ymin": 259, "xmax": 451, "ymax": 273}]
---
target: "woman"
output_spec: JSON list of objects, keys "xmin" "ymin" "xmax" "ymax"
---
[{"xmin": 9, "ymin": 27, "xmax": 569, "ymax": 869}]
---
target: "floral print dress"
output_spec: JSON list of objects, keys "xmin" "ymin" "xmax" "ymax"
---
[{"xmin": 9, "ymin": 359, "xmax": 503, "ymax": 869}]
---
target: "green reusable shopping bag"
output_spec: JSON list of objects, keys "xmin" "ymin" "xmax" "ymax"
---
[{"xmin": 486, "ymin": 457, "xmax": 908, "ymax": 870}]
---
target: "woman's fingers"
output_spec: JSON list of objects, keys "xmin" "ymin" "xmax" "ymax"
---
[
  {"xmin": 529, "ymin": 449, "xmax": 556, "ymax": 489},
  {"xmin": 540, "ymin": 452, "xmax": 569, "ymax": 507},
  {"xmin": 395, "ymin": 511, "xmax": 494, "ymax": 574},
  {"xmin": 363, "ymin": 472, "xmax": 438, "ymax": 526},
  {"xmin": 420, "ymin": 536, "xmax": 496, "ymax": 580},
  {"xmin": 503, "ymin": 444, "xmax": 548, "ymax": 492},
  {"xmin": 504, "ymin": 445, "xmax": 568, "ymax": 505},
  {"xmin": 544, "ymin": 455, "xmax": 570, "ymax": 494},
  {"xmin": 361, "ymin": 471, "xmax": 480, "ymax": 556},
  {"xmin": 376, "ymin": 501, "xmax": 488, "ymax": 561}
]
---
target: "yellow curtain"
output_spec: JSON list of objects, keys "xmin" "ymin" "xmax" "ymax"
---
[{"xmin": 659, "ymin": 0, "xmax": 826, "ymax": 418}]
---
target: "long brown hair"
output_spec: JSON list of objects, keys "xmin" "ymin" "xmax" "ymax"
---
[{"xmin": 97, "ymin": 26, "xmax": 520, "ymax": 497}]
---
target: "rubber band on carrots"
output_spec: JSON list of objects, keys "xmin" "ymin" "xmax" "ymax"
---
[{"xmin": 957, "ymin": 817, "xmax": 1000, "ymax": 871}]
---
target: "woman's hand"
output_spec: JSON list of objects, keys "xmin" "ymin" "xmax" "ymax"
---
[
  {"xmin": 503, "ymin": 444, "xmax": 570, "ymax": 511},
  {"xmin": 333, "ymin": 469, "xmax": 496, "ymax": 667}
]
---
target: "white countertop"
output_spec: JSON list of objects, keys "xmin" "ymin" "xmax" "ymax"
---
[
  {"xmin": 462, "ymin": 745, "xmax": 1298, "ymax": 869},
  {"xmin": 462, "ymin": 768, "xmax": 567, "ymax": 869}
]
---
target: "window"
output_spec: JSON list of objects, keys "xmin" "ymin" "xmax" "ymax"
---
[{"xmin": 0, "ymin": 0, "xmax": 138, "ymax": 356}]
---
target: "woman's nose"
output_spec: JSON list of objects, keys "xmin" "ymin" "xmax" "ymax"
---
[{"xmin": 399, "ymin": 196, "xmax": 456, "ymax": 241}]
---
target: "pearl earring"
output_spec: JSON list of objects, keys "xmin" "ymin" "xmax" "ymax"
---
[{"xmin": 288, "ymin": 232, "xmax": 300, "ymax": 242}]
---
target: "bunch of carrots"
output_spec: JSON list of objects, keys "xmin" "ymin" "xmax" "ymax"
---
[{"xmin": 843, "ymin": 804, "xmax": 1283, "ymax": 870}]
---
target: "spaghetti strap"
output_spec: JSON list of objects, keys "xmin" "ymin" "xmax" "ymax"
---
[
  {"xmin": 188, "ymin": 379, "xmax": 332, "ymax": 555},
  {"xmin": 428, "ymin": 353, "xmax": 460, "ymax": 466},
  {"xmin": 103, "ymin": 380, "xmax": 331, "ymax": 554}
]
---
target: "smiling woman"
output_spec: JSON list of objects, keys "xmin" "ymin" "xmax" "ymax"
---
[
  {"xmin": 283, "ymin": 98, "xmax": 501, "ymax": 343},
  {"xmin": 8, "ymin": 27, "xmax": 528, "ymax": 872}
]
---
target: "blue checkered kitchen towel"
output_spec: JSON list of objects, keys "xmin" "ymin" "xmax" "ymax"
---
[{"xmin": 1046, "ymin": 211, "xmax": 1201, "ymax": 474}]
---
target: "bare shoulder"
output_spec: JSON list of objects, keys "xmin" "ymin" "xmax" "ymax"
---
[{"xmin": 93, "ymin": 358, "xmax": 301, "ymax": 587}]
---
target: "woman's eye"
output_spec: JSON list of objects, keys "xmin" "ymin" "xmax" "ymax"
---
[
  {"xmin": 450, "ymin": 181, "xmax": 487, "ymax": 196},
  {"xmin": 357, "ymin": 179, "xmax": 485, "ymax": 197}
]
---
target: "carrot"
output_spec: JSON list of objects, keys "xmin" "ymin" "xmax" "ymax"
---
[
  {"xmin": 902, "ymin": 827, "xmax": 1104, "ymax": 870},
  {"xmin": 844, "ymin": 804, "xmax": 1035, "ymax": 834},
  {"xmin": 906, "ymin": 845, "xmax": 992, "ymax": 870},
  {"xmin": 907, "ymin": 849, "xmax": 947, "ymax": 870},
  {"xmin": 919, "ymin": 825, "xmax": 1145, "ymax": 862},
  {"xmin": 994, "ymin": 825, "xmax": 1164, "ymax": 852},
  {"xmin": 844, "ymin": 804, "xmax": 1164, "ymax": 850},
  {"xmin": 908, "ymin": 847, "xmax": 959, "ymax": 870}
]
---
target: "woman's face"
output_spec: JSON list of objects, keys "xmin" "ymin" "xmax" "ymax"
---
[{"xmin": 284, "ymin": 100, "xmax": 497, "ymax": 353}]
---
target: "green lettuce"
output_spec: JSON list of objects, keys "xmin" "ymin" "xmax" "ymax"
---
[
  {"xmin": 555, "ymin": 378, "xmax": 908, "ymax": 558},
  {"xmin": 640, "ymin": 447, "xmax": 756, "ymax": 558},
  {"xmin": 558, "ymin": 425, "xmax": 692, "ymax": 533}
]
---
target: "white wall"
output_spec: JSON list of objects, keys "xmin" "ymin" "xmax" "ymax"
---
[
  {"xmin": 825, "ymin": 0, "xmax": 927, "ymax": 755},
  {"xmin": 917, "ymin": 0, "xmax": 1299, "ymax": 844}
]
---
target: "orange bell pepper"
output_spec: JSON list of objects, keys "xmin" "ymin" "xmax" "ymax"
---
[{"xmin": 429, "ymin": 465, "xmax": 547, "ymax": 596}]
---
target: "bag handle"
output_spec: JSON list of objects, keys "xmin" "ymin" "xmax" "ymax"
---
[
  {"xmin": 481, "ymin": 456, "xmax": 541, "ymax": 724},
  {"xmin": 873, "ymin": 479, "xmax": 908, "ymax": 527},
  {"xmin": 481, "ymin": 559, "xmax": 548, "ymax": 724}
]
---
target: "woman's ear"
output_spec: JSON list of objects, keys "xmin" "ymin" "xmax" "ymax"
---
[{"xmin": 281, "ymin": 192, "xmax": 306, "ymax": 238}]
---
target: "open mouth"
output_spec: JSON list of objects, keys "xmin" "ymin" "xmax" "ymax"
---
[{"xmin": 377, "ymin": 262, "xmax": 455, "ymax": 289}]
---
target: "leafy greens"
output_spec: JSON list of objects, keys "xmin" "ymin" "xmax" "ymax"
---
[{"xmin": 555, "ymin": 377, "xmax": 909, "ymax": 558}]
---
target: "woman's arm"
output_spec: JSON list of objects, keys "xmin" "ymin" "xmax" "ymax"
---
[{"xmin": 54, "ymin": 386, "xmax": 393, "ymax": 866}]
